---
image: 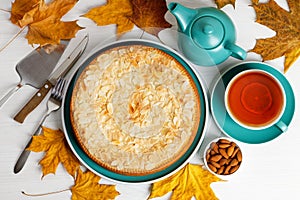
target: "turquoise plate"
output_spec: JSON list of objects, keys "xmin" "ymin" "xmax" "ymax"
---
[
  {"xmin": 210, "ymin": 62, "xmax": 295, "ymax": 144},
  {"xmin": 62, "ymin": 39, "xmax": 207, "ymax": 183}
]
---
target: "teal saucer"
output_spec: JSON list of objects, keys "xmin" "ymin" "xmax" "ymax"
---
[{"xmin": 210, "ymin": 62, "xmax": 295, "ymax": 144}]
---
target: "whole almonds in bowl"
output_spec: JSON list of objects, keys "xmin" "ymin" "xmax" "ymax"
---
[{"xmin": 204, "ymin": 137, "xmax": 242, "ymax": 178}]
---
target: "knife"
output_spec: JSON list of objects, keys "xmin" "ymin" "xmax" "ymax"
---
[{"xmin": 13, "ymin": 34, "xmax": 89, "ymax": 123}]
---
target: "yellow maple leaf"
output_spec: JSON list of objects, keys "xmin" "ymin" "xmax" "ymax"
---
[
  {"xmin": 10, "ymin": 0, "xmax": 82, "ymax": 46},
  {"xmin": 27, "ymin": 126, "xmax": 80, "ymax": 178},
  {"xmin": 83, "ymin": 0, "xmax": 134, "ymax": 35},
  {"xmin": 71, "ymin": 169, "xmax": 120, "ymax": 200},
  {"xmin": 83, "ymin": 0, "xmax": 171, "ymax": 36},
  {"xmin": 148, "ymin": 164, "xmax": 221, "ymax": 200},
  {"xmin": 215, "ymin": 0, "xmax": 236, "ymax": 9},
  {"xmin": 251, "ymin": 0, "xmax": 300, "ymax": 72}
]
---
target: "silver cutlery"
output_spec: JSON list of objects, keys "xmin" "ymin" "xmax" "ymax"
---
[
  {"xmin": 13, "ymin": 77, "xmax": 67, "ymax": 174},
  {"xmin": 14, "ymin": 34, "xmax": 88, "ymax": 123},
  {"xmin": 0, "ymin": 42, "xmax": 67, "ymax": 109}
]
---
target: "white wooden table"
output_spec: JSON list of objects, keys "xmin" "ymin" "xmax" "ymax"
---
[{"xmin": 1, "ymin": 0, "xmax": 299, "ymax": 199}]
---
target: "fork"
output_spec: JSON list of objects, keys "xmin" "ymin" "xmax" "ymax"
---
[{"xmin": 13, "ymin": 78, "xmax": 67, "ymax": 174}]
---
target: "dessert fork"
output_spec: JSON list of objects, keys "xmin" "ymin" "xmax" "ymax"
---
[{"xmin": 13, "ymin": 77, "xmax": 67, "ymax": 174}]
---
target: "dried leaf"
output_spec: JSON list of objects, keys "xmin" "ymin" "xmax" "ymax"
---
[
  {"xmin": 10, "ymin": 0, "xmax": 82, "ymax": 46},
  {"xmin": 215, "ymin": 0, "xmax": 236, "ymax": 9},
  {"xmin": 130, "ymin": 0, "xmax": 171, "ymax": 36},
  {"xmin": 10, "ymin": 0, "xmax": 40, "ymax": 25},
  {"xmin": 83, "ymin": 0, "xmax": 171, "ymax": 36},
  {"xmin": 148, "ymin": 164, "xmax": 221, "ymax": 200},
  {"xmin": 27, "ymin": 127, "xmax": 80, "ymax": 178},
  {"xmin": 83, "ymin": 0, "xmax": 134, "ymax": 35},
  {"xmin": 71, "ymin": 169, "xmax": 120, "ymax": 200},
  {"xmin": 251, "ymin": 0, "xmax": 300, "ymax": 72}
]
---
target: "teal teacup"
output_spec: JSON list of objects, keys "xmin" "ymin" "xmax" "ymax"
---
[{"xmin": 224, "ymin": 69, "xmax": 287, "ymax": 132}]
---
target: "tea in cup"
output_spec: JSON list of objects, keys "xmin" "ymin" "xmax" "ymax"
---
[{"xmin": 224, "ymin": 69, "xmax": 287, "ymax": 131}]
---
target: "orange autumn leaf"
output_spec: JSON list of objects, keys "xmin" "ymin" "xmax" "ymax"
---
[
  {"xmin": 148, "ymin": 164, "xmax": 222, "ymax": 200},
  {"xmin": 130, "ymin": 0, "xmax": 171, "ymax": 36},
  {"xmin": 84, "ymin": 0, "xmax": 171, "ymax": 36},
  {"xmin": 10, "ymin": 0, "xmax": 40, "ymax": 25},
  {"xmin": 71, "ymin": 169, "xmax": 120, "ymax": 200},
  {"xmin": 83, "ymin": 0, "xmax": 134, "ymax": 35},
  {"xmin": 215, "ymin": 0, "xmax": 236, "ymax": 9},
  {"xmin": 27, "ymin": 127, "xmax": 80, "ymax": 178},
  {"xmin": 10, "ymin": 0, "xmax": 82, "ymax": 46},
  {"xmin": 251, "ymin": 0, "xmax": 300, "ymax": 72}
]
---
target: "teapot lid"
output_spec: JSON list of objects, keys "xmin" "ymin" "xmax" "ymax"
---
[{"xmin": 191, "ymin": 16, "xmax": 224, "ymax": 49}]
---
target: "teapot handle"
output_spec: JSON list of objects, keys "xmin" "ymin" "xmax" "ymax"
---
[{"xmin": 225, "ymin": 43, "xmax": 247, "ymax": 60}]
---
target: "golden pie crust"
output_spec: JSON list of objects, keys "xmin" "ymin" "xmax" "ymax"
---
[{"xmin": 70, "ymin": 45, "xmax": 200, "ymax": 175}]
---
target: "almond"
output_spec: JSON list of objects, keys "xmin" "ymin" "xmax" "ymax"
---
[
  {"xmin": 210, "ymin": 161, "xmax": 221, "ymax": 168},
  {"xmin": 231, "ymin": 147, "xmax": 240, "ymax": 158},
  {"xmin": 206, "ymin": 152, "xmax": 210, "ymax": 161},
  {"xmin": 230, "ymin": 158, "xmax": 239, "ymax": 166},
  {"xmin": 224, "ymin": 165, "xmax": 231, "ymax": 175},
  {"xmin": 219, "ymin": 158, "xmax": 227, "ymax": 166},
  {"xmin": 210, "ymin": 150, "xmax": 217, "ymax": 155},
  {"xmin": 237, "ymin": 150, "xmax": 242, "ymax": 162},
  {"xmin": 219, "ymin": 139, "xmax": 230, "ymax": 144},
  {"xmin": 210, "ymin": 154, "xmax": 222, "ymax": 162},
  {"xmin": 230, "ymin": 142, "xmax": 236, "ymax": 147},
  {"xmin": 212, "ymin": 142, "xmax": 219, "ymax": 153},
  {"xmin": 208, "ymin": 163, "xmax": 217, "ymax": 172},
  {"xmin": 219, "ymin": 148, "xmax": 229, "ymax": 159},
  {"xmin": 218, "ymin": 143, "xmax": 231, "ymax": 148},
  {"xmin": 217, "ymin": 166, "xmax": 225, "ymax": 174},
  {"xmin": 227, "ymin": 145, "xmax": 235, "ymax": 157},
  {"xmin": 229, "ymin": 165, "xmax": 240, "ymax": 174},
  {"xmin": 210, "ymin": 142, "xmax": 217, "ymax": 148}
]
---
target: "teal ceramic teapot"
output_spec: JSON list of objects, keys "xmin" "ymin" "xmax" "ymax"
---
[{"xmin": 168, "ymin": 3, "xmax": 247, "ymax": 66}]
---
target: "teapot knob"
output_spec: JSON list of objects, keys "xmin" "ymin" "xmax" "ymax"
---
[
  {"xmin": 191, "ymin": 17, "xmax": 224, "ymax": 49},
  {"xmin": 203, "ymin": 24, "xmax": 213, "ymax": 34}
]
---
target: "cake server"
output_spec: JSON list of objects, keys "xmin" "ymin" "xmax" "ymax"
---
[
  {"xmin": 0, "ymin": 42, "xmax": 68, "ymax": 109},
  {"xmin": 13, "ymin": 34, "xmax": 88, "ymax": 123}
]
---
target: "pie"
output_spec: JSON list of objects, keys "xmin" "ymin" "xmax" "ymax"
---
[{"xmin": 70, "ymin": 45, "xmax": 201, "ymax": 175}]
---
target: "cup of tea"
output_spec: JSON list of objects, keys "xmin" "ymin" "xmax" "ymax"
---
[{"xmin": 224, "ymin": 69, "xmax": 287, "ymax": 131}]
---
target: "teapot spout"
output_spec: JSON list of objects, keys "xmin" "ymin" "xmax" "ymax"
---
[{"xmin": 168, "ymin": 3, "xmax": 197, "ymax": 32}]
